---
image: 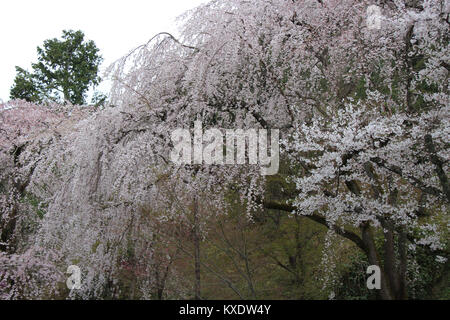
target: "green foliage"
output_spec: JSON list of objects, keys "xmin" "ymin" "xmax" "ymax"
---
[
  {"xmin": 9, "ymin": 67, "xmax": 43, "ymax": 103},
  {"xmin": 334, "ymin": 253, "xmax": 375, "ymax": 300},
  {"xmin": 10, "ymin": 30, "xmax": 102, "ymax": 105}
]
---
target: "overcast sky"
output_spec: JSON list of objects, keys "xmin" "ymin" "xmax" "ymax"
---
[{"xmin": 0, "ymin": 0, "xmax": 208, "ymax": 102}]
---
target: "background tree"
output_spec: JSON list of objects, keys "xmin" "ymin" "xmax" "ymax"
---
[
  {"xmin": 9, "ymin": 67, "xmax": 43, "ymax": 103},
  {"xmin": 10, "ymin": 30, "xmax": 102, "ymax": 105}
]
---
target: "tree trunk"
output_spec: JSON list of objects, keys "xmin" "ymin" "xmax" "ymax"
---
[
  {"xmin": 193, "ymin": 196, "xmax": 201, "ymax": 300},
  {"xmin": 380, "ymin": 218, "xmax": 401, "ymax": 298},
  {"xmin": 361, "ymin": 223, "xmax": 393, "ymax": 300},
  {"xmin": 397, "ymin": 229, "xmax": 408, "ymax": 299}
]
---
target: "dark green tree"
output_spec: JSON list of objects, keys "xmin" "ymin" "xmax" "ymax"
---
[
  {"xmin": 10, "ymin": 30, "xmax": 103, "ymax": 105},
  {"xmin": 9, "ymin": 67, "xmax": 43, "ymax": 103}
]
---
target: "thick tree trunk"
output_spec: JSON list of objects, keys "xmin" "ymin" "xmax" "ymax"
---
[
  {"xmin": 361, "ymin": 223, "xmax": 393, "ymax": 300},
  {"xmin": 380, "ymin": 218, "xmax": 401, "ymax": 298},
  {"xmin": 397, "ymin": 229, "xmax": 408, "ymax": 299},
  {"xmin": 193, "ymin": 196, "xmax": 201, "ymax": 300}
]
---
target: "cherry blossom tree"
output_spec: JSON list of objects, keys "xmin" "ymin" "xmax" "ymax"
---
[
  {"xmin": 105, "ymin": 0, "xmax": 449, "ymax": 298},
  {"xmin": 0, "ymin": 0, "xmax": 448, "ymax": 299},
  {"xmin": 274, "ymin": 102, "xmax": 449, "ymax": 299}
]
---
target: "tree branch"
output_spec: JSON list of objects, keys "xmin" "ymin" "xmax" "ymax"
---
[{"xmin": 262, "ymin": 200, "xmax": 368, "ymax": 254}]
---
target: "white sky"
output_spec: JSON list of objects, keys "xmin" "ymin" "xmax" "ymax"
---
[{"xmin": 0, "ymin": 0, "xmax": 208, "ymax": 102}]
